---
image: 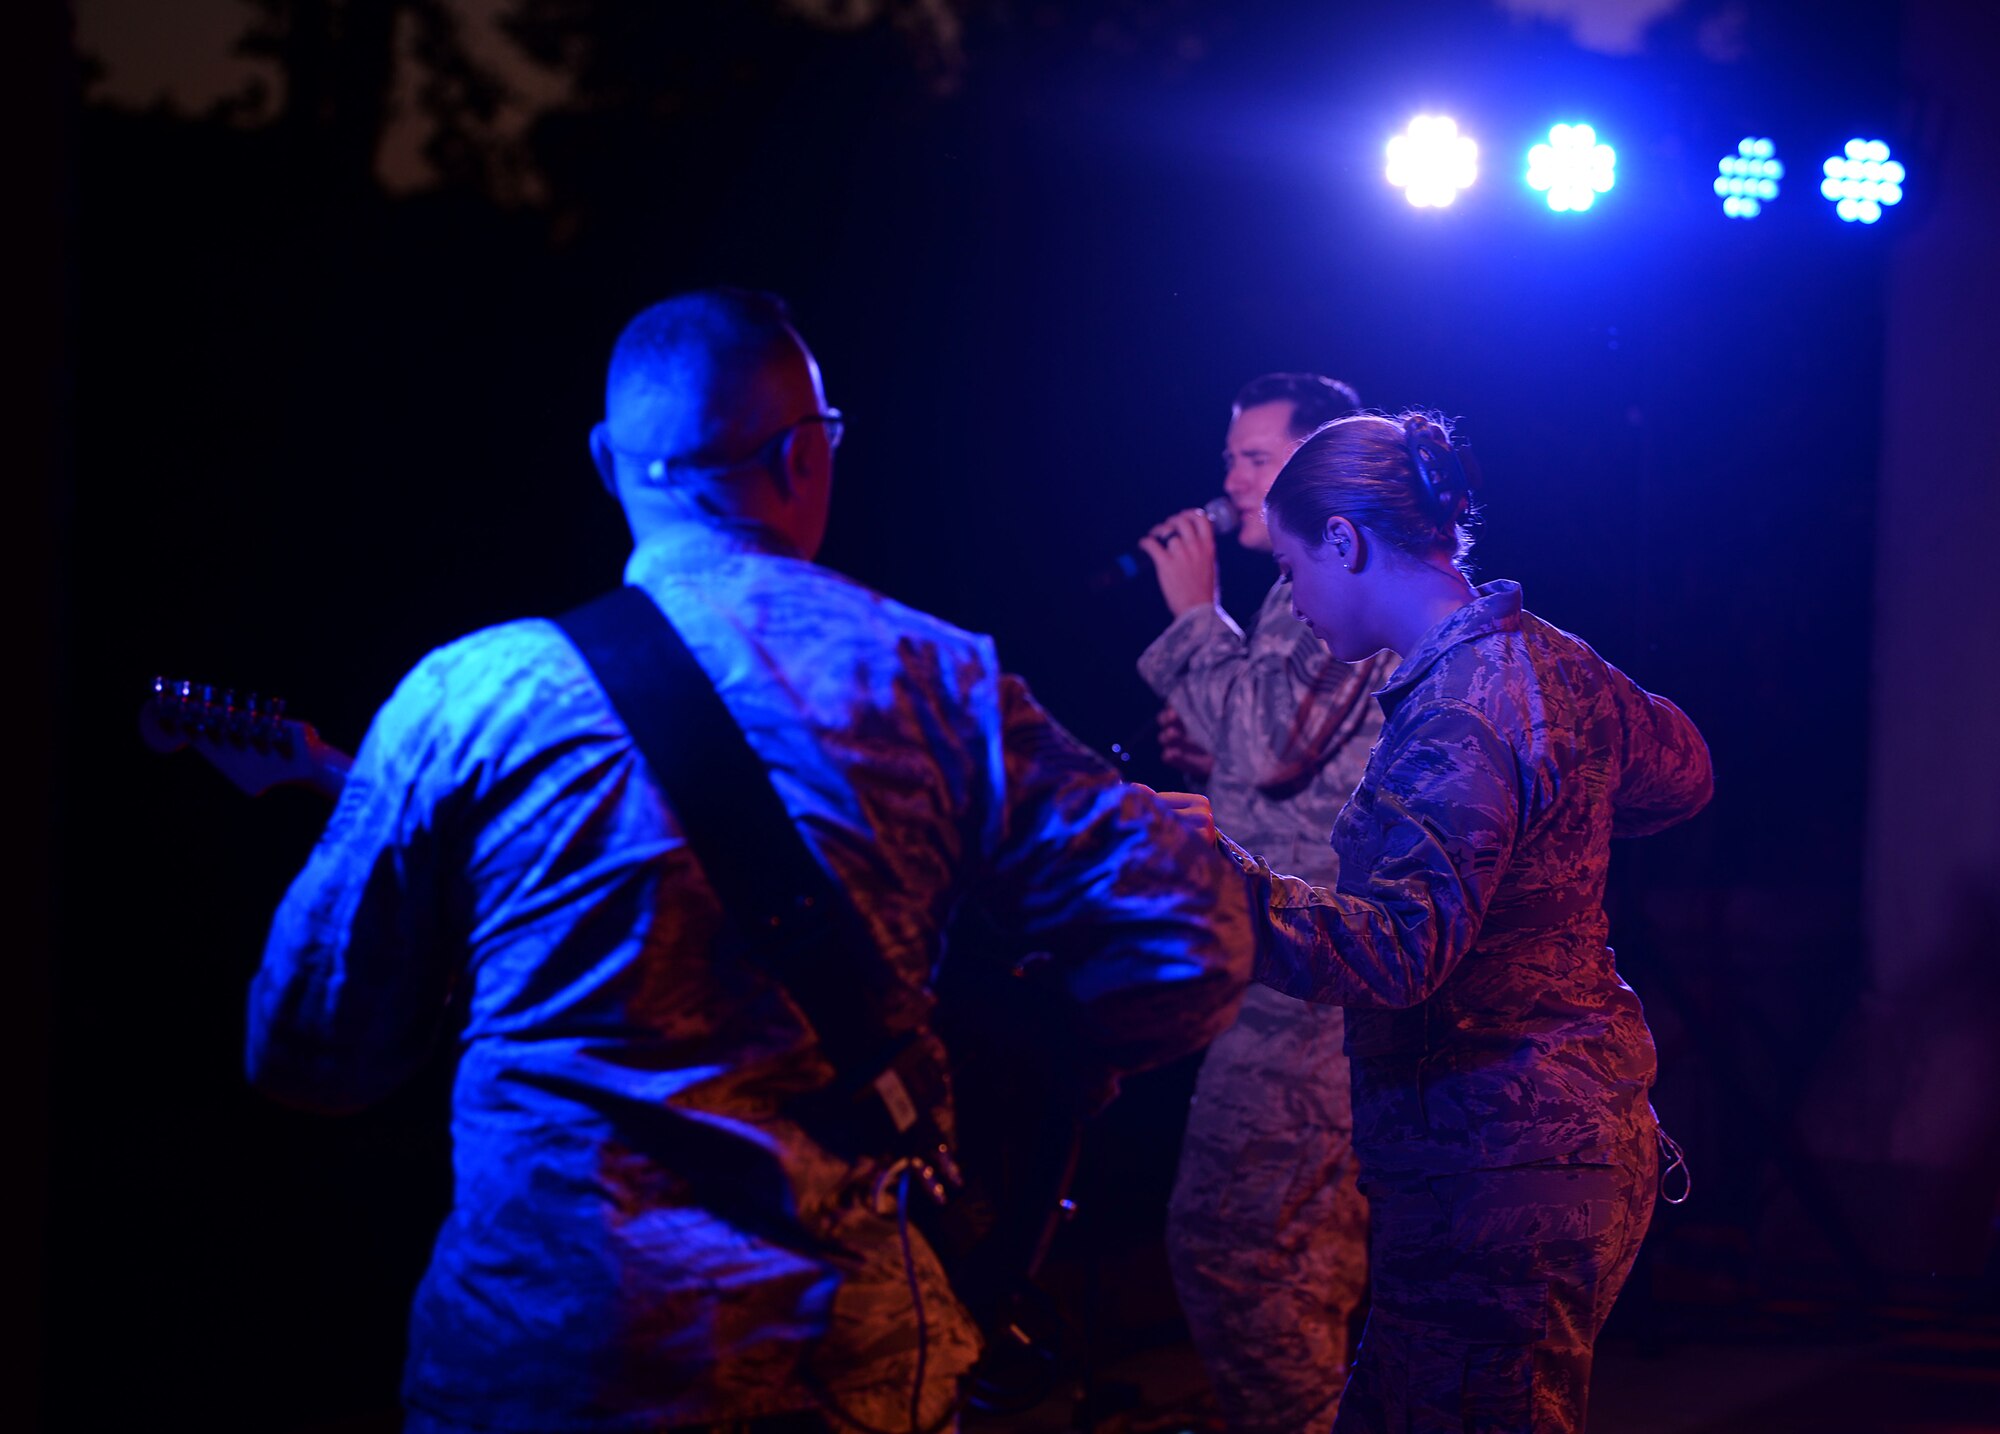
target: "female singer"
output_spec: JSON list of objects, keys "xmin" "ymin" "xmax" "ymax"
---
[{"xmin": 1167, "ymin": 411, "xmax": 1712, "ymax": 1434}]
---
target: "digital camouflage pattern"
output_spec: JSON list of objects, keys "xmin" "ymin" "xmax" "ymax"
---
[
  {"xmin": 1340, "ymin": 1135, "xmax": 1658, "ymax": 1434},
  {"xmin": 252, "ymin": 519, "xmax": 1250, "ymax": 1434},
  {"xmin": 1164, "ymin": 982, "xmax": 1373, "ymax": 1434},
  {"xmin": 1225, "ymin": 578, "xmax": 1711, "ymax": 1432},
  {"xmin": 1230, "ymin": 579, "xmax": 1713, "ymax": 1175},
  {"xmin": 1141, "ymin": 579, "xmax": 1396, "ymax": 1433},
  {"xmin": 1140, "ymin": 580, "xmax": 1394, "ymax": 882}
]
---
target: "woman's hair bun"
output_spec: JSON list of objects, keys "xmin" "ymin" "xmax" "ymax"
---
[{"xmin": 1403, "ymin": 414, "xmax": 1480, "ymax": 530}]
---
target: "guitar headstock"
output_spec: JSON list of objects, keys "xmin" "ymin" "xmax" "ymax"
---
[{"xmin": 140, "ymin": 677, "xmax": 352, "ymax": 799}]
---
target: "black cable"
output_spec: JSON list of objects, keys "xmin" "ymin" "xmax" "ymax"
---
[{"xmin": 895, "ymin": 1168, "xmax": 929, "ymax": 1434}]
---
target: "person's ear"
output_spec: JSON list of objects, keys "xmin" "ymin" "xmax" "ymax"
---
[
  {"xmin": 589, "ymin": 423, "xmax": 618, "ymax": 497},
  {"xmin": 773, "ymin": 424, "xmax": 819, "ymax": 502},
  {"xmin": 1324, "ymin": 516, "xmax": 1363, "ymax": 571}
]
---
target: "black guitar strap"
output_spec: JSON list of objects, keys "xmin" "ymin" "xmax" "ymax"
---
[{"xmin": 553, "ymin": 585, "xmax": 948, "ymax": 1163}]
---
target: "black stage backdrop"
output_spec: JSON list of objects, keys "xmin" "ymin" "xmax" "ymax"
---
[{"xmin": 53, "ymin": 1, "xmax": 1903, "ymax": 1426}]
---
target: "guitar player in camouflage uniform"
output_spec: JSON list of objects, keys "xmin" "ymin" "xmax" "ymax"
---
[
  {"xmin": 1137, "ymin": 374, "xmax": 1393, "ymax": 1433},
  {"xmin": 247, "ymin": 290, "xmax": 1252, "ymax": 1434}
]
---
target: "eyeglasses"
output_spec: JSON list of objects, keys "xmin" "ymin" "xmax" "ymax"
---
[
  {"xmin": 615, "ymin": 408, "xmax": 846, "ymax": 483},
  {"xmin": 785, "ymin": 409, "xmax": 846, "ymax": 452}
]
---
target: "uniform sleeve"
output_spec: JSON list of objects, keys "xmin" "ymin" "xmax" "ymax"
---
[
  {"xmin": 976, "ymin": 675, "xmax": 1250, "ymax": 1075},
  {"xmin": 245, "ymin": 654, "xmax": 465, "ymax": 1113},
  {"xmin": 1136, "ymin": 602, "xmax": 1249, "ymax": 752},
  {"xmin": 1231, "ymin": 697, "xmax": 1520, "ymax": 1009},
  {"xmin": 1136, "ymin": 590, "xmax": 1365, "ymax": 781},
  {"xmin": 1607, "ymin": 670, "xmax": 1714, "ymax": 838}
]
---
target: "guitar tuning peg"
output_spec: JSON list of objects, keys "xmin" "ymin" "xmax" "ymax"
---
[
  {"xmin": 200, "ymin": 684, "xmax": 216, "ymax": 707},
  {"xmin": 176, "ymin": 680, "xmax": 193, "ymax": 702},
  {"xmin": 150, "ymin": 675, "xmax": 167, "ymax": 697}
]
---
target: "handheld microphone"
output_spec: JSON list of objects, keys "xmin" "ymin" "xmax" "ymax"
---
[{"xmin": 1090, "ymin": 496, "xmax": 1241, "ymax": 590}]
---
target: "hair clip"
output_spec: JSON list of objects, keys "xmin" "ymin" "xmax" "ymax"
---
[{"xmin": 1405, "ymin": 416, "xmax": 1480, "ymax": 526}]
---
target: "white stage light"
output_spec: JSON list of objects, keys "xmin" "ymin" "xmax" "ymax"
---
[{"xmin": 1387, "ymin": 115, "xmax": 1478, "ymax": 208}]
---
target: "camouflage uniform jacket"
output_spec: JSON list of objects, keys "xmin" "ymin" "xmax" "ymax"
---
[
  {"xmin": 249, "ymin": 519, "xmax": 1250, "ymax": 1434},
  {"xmin": 1139, "ymin": 578, "xmax": 1394, "ymax": 886},
  {"xmin": 1140, "ymin": 580, "xmax": 1394, "ymax": 1106},
  {"xmin": 1229, "ymin": 580, "xmax": 1713, "ymax": 1176}
]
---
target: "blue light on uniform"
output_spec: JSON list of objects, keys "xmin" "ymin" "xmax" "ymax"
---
[
  {"xmin": 1386, "ymin": 115, "xmax": 1479, "ymax": 207},
  {"xmin": 1821, "ymin": 139, "xmax": 1905, "ymax": 223},
  {"xmin": 1527, "ymin": 124, "xmax": 1617, "ymax": 211},
  {"xmin": 1716, "ymin": 137, "xmax": 1783, "ymax": 218}
]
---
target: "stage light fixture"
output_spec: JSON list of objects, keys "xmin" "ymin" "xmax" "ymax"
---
[
  {"xmin": 1527, "ymin": 123, "xmax": 1616, "ymax": 212},
  {"xmin": 1820, "ymin": 138, "xmax": 1905, "ymax": 223},
  {"xmin": 1715, "ymin": 137, "xmax": 1783, "ymax": 218},
  {"xmin": 1387, "ymin": 115, "xmax": 1478, "ymax": 207}
]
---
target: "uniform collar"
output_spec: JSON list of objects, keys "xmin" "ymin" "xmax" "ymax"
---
[
  {"xmin": 1376, "ymin": 579, "xmax": 1524, "ymax": 712},
  {"xmin": 623, "ymin": 517, "xmax": 805, "ymax": 587}
]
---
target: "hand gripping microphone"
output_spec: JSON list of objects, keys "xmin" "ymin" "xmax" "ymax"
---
[{"xmin": 1090, "ymin": 496, "xmax": 1241, "ymax": 590}]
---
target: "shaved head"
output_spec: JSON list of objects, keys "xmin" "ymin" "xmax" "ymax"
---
[
  {"xmin": 594, "ymin": 288, "xmax": 838, "ymax": 558},
  {"xmin": 603, "ymin": 288, "xmax": 821, "ymax": 467}
]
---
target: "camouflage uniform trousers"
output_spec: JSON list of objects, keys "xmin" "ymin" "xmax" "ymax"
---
[
  {"xmin": 1335, "ymin": 1128, "xmax": 1658, "ymax": 1434},
  {"xmin": 1168, "ymin": 983, "xmax": 1371, "ymax": 1434}
]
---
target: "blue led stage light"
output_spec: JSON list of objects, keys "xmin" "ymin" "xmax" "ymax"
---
[
  {"xmin": 1821, "ymin": 138, "xmax": 1905, "ymax": 223},
  {"xmin": 1387, "ymin": 115, "xmax": 1479, "ymax": 207},
  {"xmin": 1527, "ymin": 124, "xmax": 1616, "ymax": 211},
  {"xmin": 1716, "ymin": 137, "xmax": 1783, "ymax": 218}
]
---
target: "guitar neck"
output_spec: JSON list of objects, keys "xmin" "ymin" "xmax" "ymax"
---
[{"xmin": 141, "ymin": 679, "xmax": 355, "ymax": 801}]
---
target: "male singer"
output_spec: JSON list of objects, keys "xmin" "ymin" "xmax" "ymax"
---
[{"xmin": 1138, "ymin": 374, "xmax": 1395, "ymax": 1433}]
